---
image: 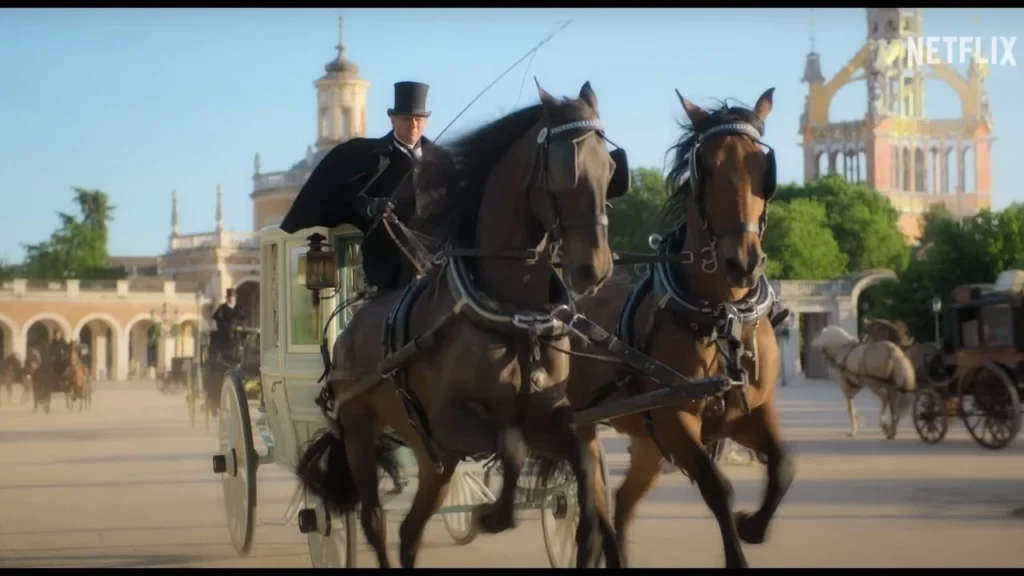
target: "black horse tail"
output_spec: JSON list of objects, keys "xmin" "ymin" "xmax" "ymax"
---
[
  {"xmin": 295, "ymin": 423, "xmax": 403, "ymax": 515},
  {"xmin": 296, "ymin": 426, "xmax": 360, "ymax": 515}
]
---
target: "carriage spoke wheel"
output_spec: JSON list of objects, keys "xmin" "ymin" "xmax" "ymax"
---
[
  {"xmin": 912, "ymin": 389, "xmax": 949, "ymax": 444},
  {"xmin": 961, "ymin": 363, "xmax": 1023, "ymax": 450},
  {"xmin": 214, "ymin": 371, "xmax": 257, "ymax": 556},
  {"xmin": 443, "ymin": 469, "xmax": 496, "ymax": 545},
  {"xmin": 303, "ymin": 493, "xmax": 357, "ymax": 568},
  {"xmin": 541, "ymin": 442, "xmax": 612, "ymax": 568}
]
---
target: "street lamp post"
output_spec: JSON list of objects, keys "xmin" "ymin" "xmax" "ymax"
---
[
  {"xmin": 150, "ymin": 303, "xmax": 179, "ymax": 377},
  {"xmin": 930, "ymin": 296, "xmax": 942, "ymax": 344},
  {"xmin": 777, "ymin": 314, "xmax": 795, "ymax": 387}
]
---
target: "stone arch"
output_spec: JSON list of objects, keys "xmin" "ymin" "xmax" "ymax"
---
[
  {"xmin": 0, "ymin": 313, "xmax": 18, "ymax": 360},
  {"xmin": 233, "ymin": 278, "xmax": 260, "ymax": 329},
  {"xmin": 20, "ymin": 313, "xmax": 74, "ymax": 352},
  {"xmin": 816, "ymin": 151, "xmax": 828, "ymax": 179},
  {"xmin": 856, "ymin": 150, "xmax": 867, "ymax": 183},
  {"xmin": 73, "ymin": 313, "xmax": 122, "ymax": 382},
  {"xmin": 124, "ymin": 313, "xmax": 158, "ymax": 379},
  {"xmin": 850, "ymin": 268, "xmax": 899, "ymax": 308},
  {"xmin": 945, "ymin": 147, "xmax": 957, "ymax": 193},
  {"xmin": 961, "ymin": 145, "xmax": 975, "ymax": 194},
  {"xmin": 913, "ymin": 147, "xmax": 926, "ymax": 192}
]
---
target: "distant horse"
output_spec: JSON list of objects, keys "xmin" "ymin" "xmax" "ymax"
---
[
  {"xmin": 0, "ymin": 353, "xmax": 29, "ymax": 405},
  {"xmin": 64, "ymin": 340, "xmax": 91, "ymax": 411},
  {"xmin": 862, "ymin": 318, "xmax": 945, "ymax": 388},
  {"xmin": 566, "ymin": 87, "xmax": 790, "ymax": 568},
  {"xmin": 25, "ymin": 346, "xmax": 55, "ymax": 414},
  {"xmin": 812, "ymin": 324, "xmax": 917, "ymax": 439}
]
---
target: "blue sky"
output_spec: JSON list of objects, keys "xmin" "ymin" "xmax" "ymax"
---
[{"xmin": 1, "ymin": 8, "xmax": 1021, "ymax": 261}]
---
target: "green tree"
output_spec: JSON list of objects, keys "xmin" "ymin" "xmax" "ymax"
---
[
  {"xmin": 607, "ymin": 167, "xmax": 672, "ymax": 254},
  {"xmin": 23, "ymin": 187, "xmax": 116, "ymax": 280},
  {"xmin": 775, "ymin": 174, "xmax": 909, "ymax": 273},
  {"xmin": 873, "ymin": 204, "xmax": 1024, "ymax": 341},
  {"xmin": 762, "ymin": 199, "xmax": 847, "ymax": 279}
]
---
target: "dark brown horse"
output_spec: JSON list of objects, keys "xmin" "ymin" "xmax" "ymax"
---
[
  {"xmin": 297, "ymin": 81, "xmax": 625, "ymax": 568},
  {"xmin": 566, "ymin": 89, "xmax": 792, "ymax": 568},
  {"xmin": 0, "ymin": 353, "xmax": 29, "ymax": 406}
]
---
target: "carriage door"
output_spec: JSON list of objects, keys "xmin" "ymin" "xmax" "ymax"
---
[{"xmin": 333, "ymin": 231, "xmax": 366, "ymax": 333}]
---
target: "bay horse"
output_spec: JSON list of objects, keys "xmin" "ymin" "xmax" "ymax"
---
[
  {"xmin": 64, "ymin": 340, "xmax": 91, "ymax": 411},
  {"xmin": 296, "ymin": 81, "xmax": 627, "ymax": 568},
  {"xmin": 0, "ymin": 353, "xmax": 29, "ymax": 406},
  {"xmin": 565, "ymin": 89, "xmax": 791, "ymax": 568}
]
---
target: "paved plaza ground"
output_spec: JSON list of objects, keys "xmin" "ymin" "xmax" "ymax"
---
[{"xmin": 1, "ymin": 378, "xmax": 1023, "ymax": 568}]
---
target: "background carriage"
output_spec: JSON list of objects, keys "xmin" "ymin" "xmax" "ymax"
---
[
  {"xmin": 912, "ymin": 270, "xmax": 1024, "ymax": 449},
  {"xmin": 210, "ymin": 224, "xmax": 614, "ymax": 568}
]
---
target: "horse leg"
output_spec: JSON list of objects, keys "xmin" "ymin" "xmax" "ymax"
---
[
  {"xmin": 472, "ymin": 424, "xmax": 527, "ymax": 535},
  {"xmin": 398, "ymin": 452, "xmax": 459, "ymax": 568},
  {"xmin": 613, "ymin": 434, "xmax": 664, "ymax": 567},
  {"xmin": 842, "ymin": 381, "xmax": 859, "ymax": 438},
  {"xmin": 576, "ymin": 423, "xmax": 621, "ymax": 568},
  {"xmin": 728, "ymin": 398, "xmax": 796, "ymax": 545},
  {"xmin": 546, "ymin": 407, "xmax": 611, "ymax": 569},
  {"xmin": 339, "ymin": 416, "xmax": 392, "ymax": 568},
  {"xmin": 654, "ymin": 409, "xmax": 747, "ymax": 568}
]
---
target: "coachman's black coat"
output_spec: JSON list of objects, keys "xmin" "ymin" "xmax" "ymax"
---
[
  {"xmin": 212, "ymin": 303, "xmax": 246, "ymax": 362},
  {"xmin": 279, "ymin": 132, "xmax": 456, "ymax": 291}
]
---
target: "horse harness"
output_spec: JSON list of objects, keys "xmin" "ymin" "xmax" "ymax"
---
[{"xmin": 822, "ymin": 343, "xmax": 907, "ymax": 394}]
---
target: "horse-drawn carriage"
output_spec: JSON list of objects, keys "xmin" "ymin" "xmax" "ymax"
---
[
  {"xmin": 210, "ymin": 221, "xmax": 742, "ymax": 567},
  {"xmin": 189, "ymin": 325, "xmax": 262, "ymax": 429},
  {"xmin": 912, "ymin": 272, "xmax": 1024, "ymax": 449}
]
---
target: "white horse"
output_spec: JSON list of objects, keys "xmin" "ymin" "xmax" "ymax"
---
[{"xmin": 811, "ymin": 325, "xmax": 917, "ymax": 439}]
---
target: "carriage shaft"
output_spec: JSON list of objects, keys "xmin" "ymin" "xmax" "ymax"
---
[{"xmin": 572, "ymin": 378, "xmax": 731, "ymax": 427}]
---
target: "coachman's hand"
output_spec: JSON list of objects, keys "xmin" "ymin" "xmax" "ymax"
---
[{"xmin": 366, "ymin": 197, "xmax": 396, "ymax": 218}]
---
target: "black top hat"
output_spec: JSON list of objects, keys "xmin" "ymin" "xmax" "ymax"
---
[
  {"xmin": 225, "ymin": 288, "xmax": 235, "ymax": 298},
  {"xmin": 387, "ymin": 81, "xmax": 431, "ymax": 118}
]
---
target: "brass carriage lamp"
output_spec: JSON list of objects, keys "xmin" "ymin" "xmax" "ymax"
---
[{"xmin": 303, "ymin": 233, "xmax": 337, "ymax": 336}]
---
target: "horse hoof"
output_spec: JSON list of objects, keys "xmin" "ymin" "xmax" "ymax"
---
[
  {"xmin": 847, "ymin": 432, "xmax": 857, "ymax": 438},
  {"xmin": 733, "ymin": 511, "xmax": 766, "ymax": 545},
  {"xmin": 472, "ymin": 503, "xmax": 513, "ymax": 535}
]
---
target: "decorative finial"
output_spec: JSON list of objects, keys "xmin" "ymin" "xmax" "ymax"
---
[
  {"xmin": 254, "ymin": 153, "xmax": 261, "ymax": 175},
  {"xmin": 809, "ymin": 8, "xmax": 816, "ymax": 53},
  {"xmin": 171, "ymin": 189, "xmax": 179, "ymax": 237},
  {"xmin": 337, "ymin": 16, "xmax": 346, "ymax": 58},
  {"xmin": 306, "ymin": 145, "xmax": 314, "ymax": 167},
  {"xmin": 216, "ymin": 184, "xmax": 224, "ymax": 231}
]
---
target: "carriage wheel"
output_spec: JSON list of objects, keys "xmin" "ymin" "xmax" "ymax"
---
[
  {"xmin": 213, "ymin": 370, "xmax": 257, "ymax": 556},
  {"xmin": 541, "ymin": 442, "xmax": 612, "ymax": 568},
  {"xmin": 912, "ymin": 389, "xmax": 948, "ymax": 444},
  {"xmin": 442, "ymin": 468, "xmax": 496, "ymax": 545},
  {"xmin": 960, "ymin": 363, "xmax": 1023, "ymax": 450},
  {"xmin": 303, "ymin": 492, "xmax": 357, "ymax": 568}
]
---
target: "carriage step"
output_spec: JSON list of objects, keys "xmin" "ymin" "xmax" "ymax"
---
[
  {"xmin": 297, "ymin": 509, "xmax": 317, "ymax": 534},
  {"xmin": 212, "ymin": 454, "xmax": 227, "ymax": 474}
]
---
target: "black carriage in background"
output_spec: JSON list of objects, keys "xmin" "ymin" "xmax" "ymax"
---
[{"xmin": 912, "ymin": 272, "xmax": 1024, "ymax": 449}]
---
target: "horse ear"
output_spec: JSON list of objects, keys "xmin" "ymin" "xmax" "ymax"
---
[
  {"xmin": 578, "ymin": 81, "xmax": 599, "ymax": 114},
  {"xmin": 675, "ymin": 89, "xmax": 708, "ymax": 124},
  {"xmin": 534, "ymin": 77, "xmax": 558, "ymax": 107},
  {"xmin": 754, "ymin": 87, "xmax": 775, "ymax": 122}
]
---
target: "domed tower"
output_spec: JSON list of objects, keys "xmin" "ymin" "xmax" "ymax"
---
[
  {"xmin": 800, "ymin": 8, "xmax": 993, "ymax": 243},
  {"xmin": 250, "ymin": 17, "xmax": 371, "ymax": 231},
  {"xmin": 314, "ymin": 16, "xmax": 370, "ymax": 151}
]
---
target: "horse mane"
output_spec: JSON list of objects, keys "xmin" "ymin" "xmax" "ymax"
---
[
  {"xmin": 863, "ymin": 318, "xmax": 914, "ymax": 347},
  {"xmin": 432, "ymin": 104, "xmax": 547, "ymax": 248},
  {"xmin": 661, "ymin": 99, "xmax": 766, "ymax": 231},
  {"xmin": 811, "ymin": 324, "xmax": 858, "ymax": 350}
]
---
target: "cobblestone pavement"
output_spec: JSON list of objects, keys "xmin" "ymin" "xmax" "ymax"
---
[{"xmin": 1, "ymin": 379, "xmax": 1023, "ymax": 568}]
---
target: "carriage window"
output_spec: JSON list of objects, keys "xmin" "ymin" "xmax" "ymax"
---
[
  {"xmin": 334, "ymin": 232, "xmax": 365, "ymax": 332},
  {"xmin": 980, "ymin": 304, "xmax": 1013, "ymax": 346},
  {"xmin": 288, "ymin": 244, "xmax": 320, "ymax": 347},
  {"xmin": 262, "ymin": 243, "xmax": 280, "ymax": 350}
]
